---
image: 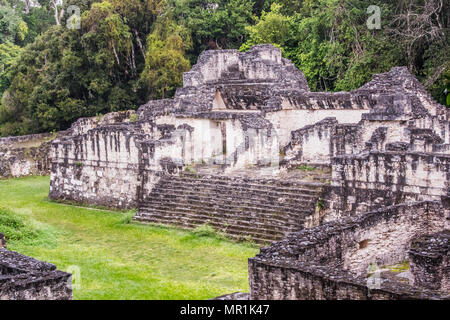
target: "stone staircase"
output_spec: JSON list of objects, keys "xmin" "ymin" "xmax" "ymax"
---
[{"xmin": 134, "ymin": 172, "xmax": 325, "ymax": 244}]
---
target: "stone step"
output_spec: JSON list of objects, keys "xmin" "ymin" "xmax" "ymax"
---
[
  {"xmin": 147, "ymin": 189, "xmax": 317, "ymax": 213},
  {"xmin": 178, "ymin": 171, "xmax": 326, "ymax": 186},
  {"xmin": 137, "ymin": 208, "xmax": 304, "ymax": 234},
  {"xmin": 140, "ymin": 198, "xmax": 314, "ymax": 219},
  {"xmin": 135, "ymin": 209, "xmax": 298, "ymax": 235},
  {"xmin": 156, "ymin": 181, "xmax": 321, "ymax": 200},
  {"xmin": 136, "ymin": 174, "xmax": 323, "ymax": 243},
  {"xmin": 133, "ymin": 215, "xmax": 285, "ymax": 244},
  {"xmin": 151, "ymin": 186, "xmax": 317, "ymax": 202},
  {"xmin": 172, "ymin": 172, "xmax": 324, "ymax": 187},
  {"xmin": 165, "ymin": 175, "xmax": 323, "ymax": 195},
  {"xmin": 137, "ymin": 206, "xmax": 305, "ymax": 229},
  {"xmin": 136, "ymin": 219, "xmax": 278, "ymax": 245}
]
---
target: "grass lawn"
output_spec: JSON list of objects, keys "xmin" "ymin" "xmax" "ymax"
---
[{"xmin": 0, "ymin": 176, "xmax": 258, "ymax": 300}]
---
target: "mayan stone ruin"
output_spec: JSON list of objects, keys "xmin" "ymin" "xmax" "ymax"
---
[
  {"xmin": 44, "ymin": 44, "xmax": 449, "ymax": 299},
  {"xmin": 0, "ymin": 248, "xmax": 72, "ymax": 300},
  {"xmin": 0, "ymin": 133, "xmax": 56, "ymax": 178}
]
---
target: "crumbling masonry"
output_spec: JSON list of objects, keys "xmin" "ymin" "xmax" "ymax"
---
[
  {"xmin": 0, "ymin": 248, "xmax": 72, "ymax": 300},
  {"xmin": 47, "ymin": 45, "xmax": 449, "ymax": 299}
]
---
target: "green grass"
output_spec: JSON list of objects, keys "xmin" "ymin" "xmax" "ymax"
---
[
  {"xmin": 384, "ymin": 261, "xmax": 410, "ymax": 273},
  {"xmin": 0, "ymin": 176, "xmax": 258, "ymax": 300},
  {"xmin": 297, "ymin": 165, "xmax": 316, "ymax": 171}
]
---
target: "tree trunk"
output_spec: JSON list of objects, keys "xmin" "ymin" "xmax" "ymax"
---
[
  {"xmin": 134, "ymin": 29, "xmax": 146, "ymax": 59},
  {"xmin": 51, "ymin": 0, "xmax": 61, "ymax": 26},
  {"xmin": 24, "ymin": 0, "xmax": 30, "ymax": 14}
]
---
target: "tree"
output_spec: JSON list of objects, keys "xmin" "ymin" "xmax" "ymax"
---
[
  {"xmin": 0, "ymin": 0, "xmax": 168, "ymax": 135},
  {"xmin": 240, "ymin": 3, "xmax": 292, "ymax": 51},
  {"xmin": 387, "ymin": 0, "xmax": 449, "ymax": 104},
  {"xmin": 168, "ymin": 0, "xmax": 255, "ymax": 58},
  {"xmin": 0, "ymin": 3, "xmax": 28, "ymax": 44},
  {"xmin": 0, "ymin": 41, "xmax": 21, "ymax": 98},
  {"xmin": 241, "ymin": 0, "xmax": 403, "ymax": 92},
  {"xmin": 139, "ymin": 19, "xmax": 191, "ymax": 99}
]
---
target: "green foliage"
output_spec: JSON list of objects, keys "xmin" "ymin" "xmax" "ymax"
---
[
  {"xmin": 423, "ymin": 38, "xmax": 450, "ymax": 106},
  {"xmin": 0, "ymin": 41, "xmax": 21, "ymax": 98},
  {"xmin": 192, "ymin": 223, "xmax": 223, "ymax": 238},
  {"xmin": 0, "ymin": 3, "xmax": 28, "ymax": 44},
  {"xmin": 0, "ymin": 0, "xmax": 447, "ymax": 135},
  {"xmin": 384, "ymin": 261, "xmax": 410, "ymax": 274},
  {"xmin": 168, "ymin": 0, "xmax": 255, "ymax": 57},
  {"xmin": 129, "ymin": 113, "xmax": 138, "ymax": 122},
  {"xmin": 184, "ymin": 165, "xmax": 195, "ymax": 173},
  {"xmin": 297, "ymin": 165, "xmax": 316, "ymax": 172},
  {"xmin": 283, "ymin": 0, "xmax": 398, "ymax": 91},
  {"xmin": 0, "ymin": 1, "xmax": 164, "ymax": 136},
  {"xmin": 0, "ymin": 206, "xmax": 57, "ymax": 247},
  {"xmin": 242, "ymin": 0, "xmax": 447, "ymax": 99},
  {"xmin": 0, "ymin": 27, "xmax": 87, "ymax": 135},
  {"xmin": 139, "ymin": 18, "xmax": 191, "ymax": 99},
  {"xmin": 0, "ymin": 207, "xmax": 36, "ymax": 241},
  {"xmin": 316, "ymin": 198, "xmax": 325, "ymax": 211},
  {"xmin": 241, "ymin": 3, "xmax": 291, "ymax": 50}
]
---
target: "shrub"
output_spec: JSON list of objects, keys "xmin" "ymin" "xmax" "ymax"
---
[
  {"xmin": 129, "ymin": 114, "xmax": 138, "ymax": 123},
  {"xmin": 0, "ymin": 207, "xmax": 38, "ymax": 242},
  {"xmin": 0, "ymin": 207, "xmax": 56, "ymax": 247},
  {"xmin": 192, "ymin": 223, "xmax": 220, "ymax": 238},
  {"xmin": 297, "ymin": 165, "xmax": 316, "ymax": 171}
]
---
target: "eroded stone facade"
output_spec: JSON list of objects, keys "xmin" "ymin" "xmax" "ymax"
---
[
  {"xmin": 249, "ymin": 201, "xmax": 449, "ymax": 300},
  {"xmin": 0, "ymin": 248, "xmax": 72, "ymax": 300},
  {"xmin": 44, "ymin": 44, "xmax": 449, "ymax": 299},
  {"xmin": 0, "ymin": 133, "xmax": 57, "ymax": 178}
]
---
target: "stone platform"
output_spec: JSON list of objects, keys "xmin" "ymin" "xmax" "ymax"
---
[
  {"xmin": 135, "ymin": 169, "xmax": 329, "ymax": 244},
  {"xmin": 0, "ymin": 249, "xmax": 72, "ymax": 300}
]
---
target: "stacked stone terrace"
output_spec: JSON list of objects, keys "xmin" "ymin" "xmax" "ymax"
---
[
  {"xmin": 134, "ymin": 172, "xmax": 324, "ymax": 243},
  {"xmin": 0, "ymin": 248, "xmax": 72, "ymax": 300},
  {"xmin": 0, "ymin": 132, "xmax": 56, "ymax": 178},
  {"xmin": 250, "ymin": 201, "xmax": 449, "ymax": 299},
  {"xmin": 409, "ymin": 230, "xmax": 449, "ymax": 292},
  {"xmin": 49, "ymin": 44, "xmax": 449, "ymax": 250}
]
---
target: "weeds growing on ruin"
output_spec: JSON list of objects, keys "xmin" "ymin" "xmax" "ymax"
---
[{"xmin": 297, "ymin": 165, "xmax": 316, "ymax": 171}]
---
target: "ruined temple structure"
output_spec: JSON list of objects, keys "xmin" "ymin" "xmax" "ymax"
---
[
  {"xmin": 0, "ymin": 248, "xmax": 72, "ymax": 300},
  {"xmin": 48, "ymin": 44, "xmax": 450, "ymax": 299},
  {"xmin": 0, "ymin": 133, "xmax": 56, "ymax": 178}
]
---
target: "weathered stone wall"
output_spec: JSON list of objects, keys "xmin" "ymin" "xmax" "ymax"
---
[
  {"xmin": 249, "ymin": 201, "xmax": 448, "ymax": 300},
  {"xmin": 249, "ymin": 259, "xmax": 445, "ymax": 300},
  {"xmin": 47, "ymin": 45, "xmax": 450, "ymax": 250},
  {"xmin": 0, "ymin": 133, "xmax": 56, "ymax": 178},
  {"xmin": 329, "ymin": 152, "xmax": 450, "ymax": 216},
  {"xmin": 183, "ymin": 45, "xmax": 309, "ymax": 91},
  {"xmin": 409, "ymin": 231, "xmax": 449, "ymax": 292},
  {"xmin": 50, "ymin": 125, "xmax": 145, "ymax": 208},
  {"xmin": 0, "ymin": 249, "xmax": 72, "ymax": 300},
  {"xmin": 146, "ymin": 113, "xmax": 279, "ymax": 170},
  {"xmin": 49, "ymin": 111, "xmax": 144, "ymax": 208},
  {"xmin": 265, "ymin": 108, "xmax": 368, "ymax": 147},
  {"xmin": 283, "ymin": 118, "xmax": 338, "ymax": 166}
]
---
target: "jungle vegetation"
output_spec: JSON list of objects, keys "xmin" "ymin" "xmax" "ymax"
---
[{"xmin": 0, "ymin": 0, "xmax": 448, "ymax": 136}]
